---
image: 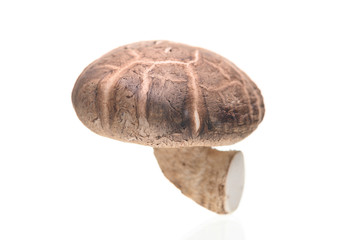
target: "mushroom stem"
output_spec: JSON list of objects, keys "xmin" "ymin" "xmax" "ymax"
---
[{"xmin": 153, "ymin": 147, "xmax": 244, "ymax": 214}]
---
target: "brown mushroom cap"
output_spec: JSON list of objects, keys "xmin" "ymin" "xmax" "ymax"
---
[{"xmin": 72, "ymin": 40, "xmax": 265, "ymax": 147}]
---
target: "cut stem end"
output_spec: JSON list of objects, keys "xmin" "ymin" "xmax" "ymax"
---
[{"xmin": 154, "ymin": 147, "xmax": 245, "ymax": 214}]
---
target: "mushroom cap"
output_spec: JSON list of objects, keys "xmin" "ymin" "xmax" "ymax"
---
[{"xmin": 72, "ymin": 41, "xmax": 265, "ymax": 147}]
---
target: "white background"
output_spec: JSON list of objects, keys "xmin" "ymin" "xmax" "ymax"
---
[{"xmin": 1, "ymin": 0, "xmax": 360, "ymax": 239}]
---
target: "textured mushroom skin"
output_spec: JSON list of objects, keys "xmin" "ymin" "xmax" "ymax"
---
[{"xmin": 72, "ymin": 41, "xmax": 265, "ymax": 147}]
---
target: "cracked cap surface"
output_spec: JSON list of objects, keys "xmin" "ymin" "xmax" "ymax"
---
[{"xmin": 72, "ymin": 40, "xmax": 265, "ymax": 147}]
